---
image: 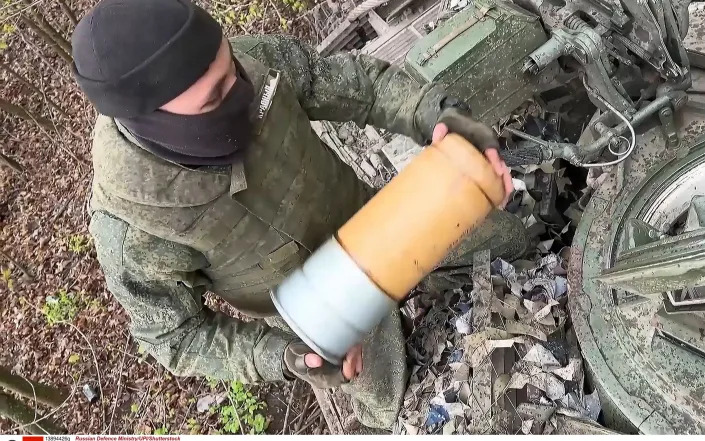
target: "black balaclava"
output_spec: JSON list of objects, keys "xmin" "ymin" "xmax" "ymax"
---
[
  {"xmin": 118, "ymin": 55, "xmax": 255, "ymax": 166},
  {"xmin": 72, "ymin": 0, "xmax": 255, "ymax": 165}
]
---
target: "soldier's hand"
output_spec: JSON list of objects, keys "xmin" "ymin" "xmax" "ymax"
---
[
  {"xmin": 432, "ymin": 122, "xmax": 513, "ymax": 208},
  {"xmin": 283, "ymin": 341, "xmax": 362, "ymax": 389},
  {"xmin": 434, "ymin": 97, "xmax": 500, "ymax": 153},
  {"xmin": 341, "ymin": 344, "xmax": 363, "ymax": 380}
]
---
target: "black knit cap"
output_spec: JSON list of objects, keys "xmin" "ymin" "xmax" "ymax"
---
[{"xmin": 72, "ymin": 0, "xmax": 223, "ymax": 118}]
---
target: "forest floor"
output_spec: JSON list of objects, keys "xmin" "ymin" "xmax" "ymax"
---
[{"xmin": 0, "ymin": 0, "xmax": 326, "ymax": 434}]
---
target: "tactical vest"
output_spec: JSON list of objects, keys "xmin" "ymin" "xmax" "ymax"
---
[{"xmin": 90, "ymin": 47, "xmax": 372, "ymax": 317}]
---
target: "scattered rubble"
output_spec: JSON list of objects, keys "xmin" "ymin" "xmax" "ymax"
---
[{"xmin": 395, "ymin": 247, "xmax": 606, "ymax": 435}]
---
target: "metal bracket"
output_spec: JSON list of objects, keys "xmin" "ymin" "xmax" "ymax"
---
[
  {"xmin": 525, "ymin": 21, "xmax": 634, "ymax": 114},
  {"xmin": 659, "ymin": 105, "xmax": 680, "ymax": 148}
]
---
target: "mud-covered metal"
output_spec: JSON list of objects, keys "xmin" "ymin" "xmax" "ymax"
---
[
  {"xmin": 526, "ymin": 21, "xmax": 634, "ymax": 113},
  {"xmin": 517, "ymin": 0, "xmax": 690, "ymax": 81},
  {"xmin": 568, "ymin": 70, "xmax": 705, "ymax": 433},
  {"xmin": 404, "ymin": 0, "xmax": 553, "ymax": 125},
  {"xmin": 502, "ymin": 0, "xmax": 698, "ymax": 167},
  {"xmin": 599, "ymin": 219, "xmax": 705, "ymax": 294}
]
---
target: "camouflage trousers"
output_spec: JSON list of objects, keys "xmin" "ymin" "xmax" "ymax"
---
[{"xmin": 267, "ymin": 209, "xmax": 527, "ymax": 430}]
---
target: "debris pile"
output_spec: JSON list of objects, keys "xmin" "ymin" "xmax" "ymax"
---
[
  {"xmin": 395, "ymin": 250, "xmax": 610, "ymax": 434},
  {"xmin": 311, "ymin": 120, "xmax": 395, "ymax": 188}
]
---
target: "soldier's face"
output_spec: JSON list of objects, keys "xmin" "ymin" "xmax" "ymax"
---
[{"xmin": 160, "ymin": 38, "xmax": 237, "ymax": 115}]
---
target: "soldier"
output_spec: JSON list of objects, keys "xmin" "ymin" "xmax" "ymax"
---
[{"xmin": 71, "ymin": 0, "xmax": 526, "ymax": 430}]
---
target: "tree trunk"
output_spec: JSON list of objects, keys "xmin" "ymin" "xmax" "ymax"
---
[
  {"xmin": 0, "ymin": 61, "xmax": 68, "ymax": 117},
  {"xmin": 0, "ymin": 96, "xmax": 55, "ymax": 132},
  {"xmin": 0, "ymin": 392, "xmax": 66, "ymax": 434},
  {"xmin": 0, "ymin": 366, "xmax": 68, "ymax": 408},
  {"xmin": 19, "ymin": 14, "xmax": 72, "ymax": 64},
  {"xmin": 56, "ymin": 0, "xmax": 78, "ymax": 26}
]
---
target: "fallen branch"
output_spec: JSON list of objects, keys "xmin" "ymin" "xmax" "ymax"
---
[
  {"xmin": 7, "ymin": 374, "xmax": 77, "ymax": 434},
  {"xmin": 18, "ymin": 13, "xmax": 72, "ymax": 63},
  {"xmin": 0, "ymin": 60, "xmax": 68, "ymax": 117},
  {"xmin": 0, "ymin": 249, "xmax": 35, "ymax": 281},
  {"xmin": 56, "ymin": 0, "xmax": 78, "ymax": 26},
  {"xmin": 0, "ymin": 391, "xmax": 66, "ymax": 434},
  {"xmin": 19, "ymin": 0, "xmax": 72, "ymax": 54},
  {"xmin": 0, "ymin": 366, "xmax": 68, "ymax": 408},
  {"xmin": 0, "ymin": 152, "xmax": 23, "ymax": 174},
  {"xmin": 0, "ymin": 96, "xmax": 54, "ymax": 132}
]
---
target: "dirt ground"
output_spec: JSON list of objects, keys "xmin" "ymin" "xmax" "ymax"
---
[{"xmin": 0, "ymin": 0, "xmax": 323, "ymax": 435}]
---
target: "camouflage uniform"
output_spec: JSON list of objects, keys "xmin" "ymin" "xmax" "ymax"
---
[{"xmin": 89, "ymin": 35, "xmax": 527, "ymax": 429}]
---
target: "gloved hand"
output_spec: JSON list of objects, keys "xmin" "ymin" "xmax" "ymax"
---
[
  {"xmin": 283, "ymin": 341, "xmax": 363, "ymax": 389},
  {"xmin": 430, "ymin": 99, "xmax": 513, "ymax": 207},
  {"xmin": 435, "ymin": 97, "xmax": 499, "ymax": 152},
  {"xmin": 415, "ymin": 88, "xmax": 499, "ymax": 151}
]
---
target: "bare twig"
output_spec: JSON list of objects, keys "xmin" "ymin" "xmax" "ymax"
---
[
  {"xmin": 31, "ymin": 65, "xmax": 85, "ymax": 167},
  {"xmin": 30, "ymin": 59, "xmax": 87, "ymax": 168},
  {"xmin": 0, "ymin": 60, "xmax": 68, "ymax": 117},
  {"xmin": 161, "ymin": 393, "xmax": 167, "ymax": 430},
  {"xmin": 291, "ymin": 7, "xmax": 316, "ymax": 22},
  {"xmin": 293, "ymin": 391, "xmax": 315, "ymax": 432},
  {"xmin": 260, "ymin": 1, "xmax": 269, "ymax": 33},
  {"xmin": 26, "ymin": 300, "xmax": 105, "ymax": 429},
  {"xmin": 111, "ymin": 346, "xmax": 161, "ymax": 377},
  {"xmin": 1, "ymin": 57, "xmax": 86, "ymax": 167},
  {"xmin": 295, "ymin": 408, "xmax": 322, "ymax": 434},
  {"xmin": 50, "ymin": 199, "xmax": 71, "ymax": 223},
  {"xmin": 0, "ymin": 392, "xmax": 66, "ymax": 434},
  {"xmin": 135, "ymin": 386, "xmax": 154, "ymax": 430},
  {"xmin": 0, "ymin": 0, "xmax": 43, "ymax": 21},
  {"xmin": 177, "ymin": 378, "xmax": 206, "ymax": 432},
  {"xmin": 16, "ymin": 29, "xmax": 74, "ymax": 85},
  {"xmin": 63, "ymin": 321, "xmax": 105, "ymax": 427},
  {"xmin": 105, "ymin": 333, "xmax": 131, "ymax": 434},
  {"xmin": 0, "ymin": 249, "xmax": 34, "ymax": 281},
  {"xmin": 282, "ymin": 380, "xmax": 298, "ymax": 435},
  {"xmin": 221, "ymin": 380, "xmax": 245, "ymax": 435}
]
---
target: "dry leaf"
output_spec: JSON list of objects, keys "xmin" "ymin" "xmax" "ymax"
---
[
  {"xmin": 504, "ymin": 320, "xmax": 548, "ymax": 341},
  {"xmin": 523, "ymin": 344, "xmax": 560, "ymax": 368}
]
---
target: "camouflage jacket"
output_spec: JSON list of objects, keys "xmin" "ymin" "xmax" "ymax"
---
[{"xmin": 89, "ymin": 35, "xmax": 447, "ymax": 384}]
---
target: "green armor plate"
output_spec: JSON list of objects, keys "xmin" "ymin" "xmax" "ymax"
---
[{"xmin": 404, "ymin": 0, "xmax": 548, "ymax": 124}]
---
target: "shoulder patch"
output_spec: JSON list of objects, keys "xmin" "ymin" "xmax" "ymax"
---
[{"xmin": 253, "ymin": 70, "xmax": 280, "ymax": 135}]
